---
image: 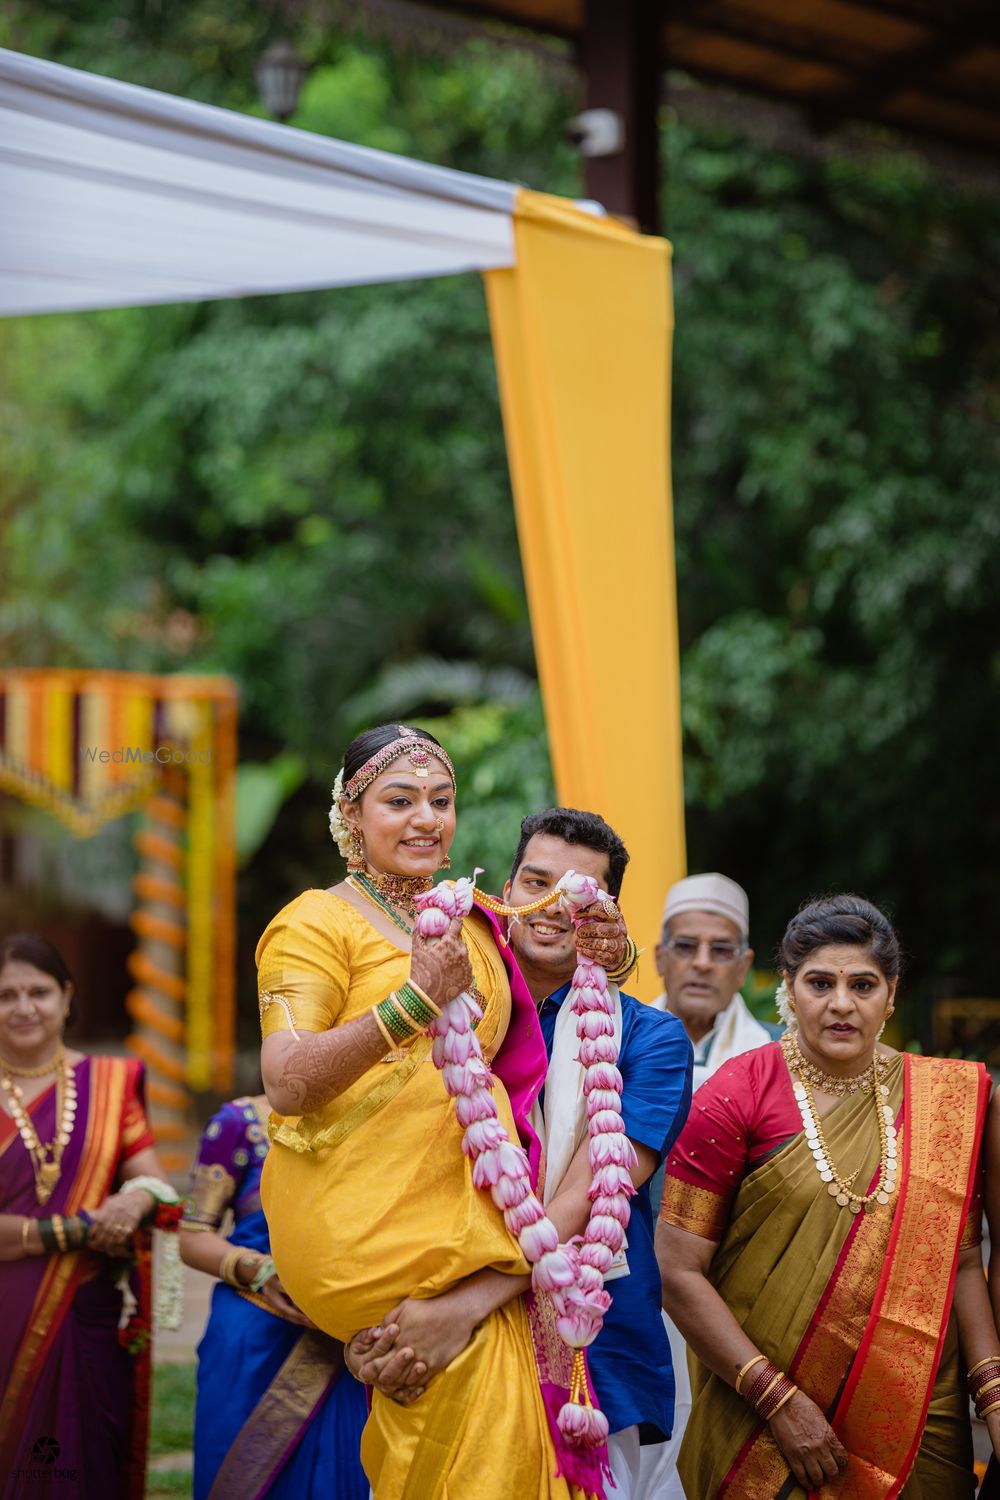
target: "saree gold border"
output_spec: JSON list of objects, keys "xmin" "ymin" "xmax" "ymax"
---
[
  {"xmin": 660, "ymin": 1178, "xmax": 728, "ymax": 1240},
  {"xmin": 832, "ymin": 1056, "xmax": 987, "ymax": 1496},
  {"xmin": 0, "ymin": 1058, "xmax": 127, "ymax": 1462},
  {"xmin": 696, "ymin": 1065, "xmax": 904, "ymax": 1500},
  {"xmin": 721, "ymin": 1143, "xmax": 899, "ymax": 1498},
  {"xmin": 236, "ymin": 1286, "xmax": 298, "ymax": 1322},
  {"xmin": 205, "ymin": 1331, "xmax": 341, "ymax": 1500},
  {"xmin": 269, "ymin": 1035, "xmax": 434, "ymax": 1152}
]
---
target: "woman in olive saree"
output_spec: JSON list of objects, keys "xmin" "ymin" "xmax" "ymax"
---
[{"xmin": 656, "ymin": 895, "xmax": 998, "ymax": 1499}]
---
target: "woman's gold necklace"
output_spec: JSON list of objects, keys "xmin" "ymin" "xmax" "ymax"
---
[
  {"xmin": 0, "ymin": 1044, "xmax": 77, "ymax": 1204},
  {"xmin": 782, "ymin": 1027, "xmax": 888, "ymax": 1096},
  {"xmin": 782, "ymin": 1031, "xmax": 897, "ymax": 1215}
]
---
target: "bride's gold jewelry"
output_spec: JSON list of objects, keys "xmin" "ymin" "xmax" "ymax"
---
[
  {"xmin": 782, "ymin": 1027, "xmax": 888, "ymax": 1097},
  {"xmin": 0, "ymin": 1045, "xmax": 78, "ymax": 1205},
  {"xmin": 782, "ymin": 1034, "xmax": 896, "ymax": 1215},
  {"xmin": 348, "ymin": 871, "xmax": 433, "ymax": 930}
]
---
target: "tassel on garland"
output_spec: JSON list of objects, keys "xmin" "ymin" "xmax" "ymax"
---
[
  {"xmin": 559, "ymin": 1349, "xmax": 610, "ymax": 1447},
  {"xmin": 415, "ymin": 869, "xmax": 633, "ymax": 1450}
]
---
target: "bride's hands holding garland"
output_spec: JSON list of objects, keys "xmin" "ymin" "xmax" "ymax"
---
[
  {"xmin": 573, "ymin": 901, "xmax": 627, "ymax": 971},
  {"xmin": 409, "ymin": 918, "xmax": 472, "ymax": 1008}
]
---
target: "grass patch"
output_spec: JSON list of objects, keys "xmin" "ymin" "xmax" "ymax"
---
[
  {"xmin": 147, "ymin": 1470, "xmax": 194, "ymax": 1498},
  {"xmin": 150, "ymin": 1362, "xmax": 196, "ymax": 1458}
]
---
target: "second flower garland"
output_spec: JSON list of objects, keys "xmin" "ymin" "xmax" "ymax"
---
[{"xmin": 414, "ymin": 870, "xmax": 634, "ymax": 1450}]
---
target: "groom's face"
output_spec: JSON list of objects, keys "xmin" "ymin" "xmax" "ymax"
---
[{"xmin": 504, "ymin": 833, "xmax": 611, "ymax": 988}]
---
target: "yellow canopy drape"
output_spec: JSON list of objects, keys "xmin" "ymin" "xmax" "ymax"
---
[{"xmin": 484, "ymin": 190, "xmax": 685, "ymax": 994}]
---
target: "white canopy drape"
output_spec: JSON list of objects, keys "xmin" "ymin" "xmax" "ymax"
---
[{"xmin": 0, "ymin": 47, "xmax": 516, "ymax": 316}]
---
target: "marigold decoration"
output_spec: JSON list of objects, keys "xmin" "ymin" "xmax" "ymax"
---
[
  {"xmin": 414, "ymin": 869, "xmax": 634, "ymax": 1451},
  {"xmin": 0, "ymin": 669, "xmax": 238, "ymax": 1166}
]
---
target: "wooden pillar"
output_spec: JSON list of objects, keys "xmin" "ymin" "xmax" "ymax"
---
[{"xmin": 582, "ymin": 0, "xmax": 661, "ymax": 234}]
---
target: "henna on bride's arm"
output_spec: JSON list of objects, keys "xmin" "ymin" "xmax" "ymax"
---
[{"xmin": 262, "ymin": 1012, "xmax": 393, "ymax": 1115}]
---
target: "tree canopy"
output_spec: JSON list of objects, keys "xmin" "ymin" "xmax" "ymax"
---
[{"xmin": 2, "ymin": 2, "xmax": 998, "ymax": 1040}]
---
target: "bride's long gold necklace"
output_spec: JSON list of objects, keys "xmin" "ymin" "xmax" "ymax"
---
[
  {"xmin": 0, "ymin": 1044, "xmax": 77, "ymax": 1205},
  {"xmin": 781, "ymin": 1030, "xmax": 897, "ymax": 1215}
]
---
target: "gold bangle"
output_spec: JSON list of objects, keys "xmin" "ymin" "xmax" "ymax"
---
[
  {"xmin": 220, "ymin": 1248, "xmax": 245, "ymax": 1287},
  {"xmin": 51, "ymin": 1214, "xmax": 68, "ymax": 1253},
  {"xmin": 968, "ymin": 1356, "xmax": 1000, "ymax": 1379},
  {"xmin": 21, "ymin": 1217, "xmax": 32, "ymax": 1254},
  {"xmin": 371, "ymin": 1004, "xmax": 397, "ymax": 1050},
  {"xmin": 766, "ymin": 1383, "xmax": 798, "ymax": 1420},
  {"xmin": 405, "ymin": 977, "xmax": 441, "ymax": 1017},
  {"xmin": 735, "ymin": 1354, "xmax": 767, "ymax": 1394},
  {"xmin": 975, "ymin": 1376, "xmax": 1000, "ymax": 1399},
  {"xmin": 753, "ymin": 1373, "xmax": 784, "ymax": 1413},
  {"xmin": 980, "ymin": 1398, "xmax": 1000, "ymax": 1418}
]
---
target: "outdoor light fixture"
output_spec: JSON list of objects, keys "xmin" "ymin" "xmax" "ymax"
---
[{"xmin": 255, "ymin": 39, "xmax": 308, "ymax": 123}]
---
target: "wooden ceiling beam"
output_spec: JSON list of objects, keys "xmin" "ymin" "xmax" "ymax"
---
[
  {"xmin": 663, "ymin": 56, "xmax": 1000, "ymax": 158},
  {"xmin": 664, "ymin": 1, "xmax": 999, "ymax": 114},
  {"xmin": 809, "ymin": 1, "xmax": 1000, "ymax": 126}
]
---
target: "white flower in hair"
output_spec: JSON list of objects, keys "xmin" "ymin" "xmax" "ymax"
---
[
  {"xmin": 775, "ymin": 977, "xmax": 794, "ymax": 1029},
  {"xmin": 329, "ymin": 768, "xmax": 353, "ymax": 858}
]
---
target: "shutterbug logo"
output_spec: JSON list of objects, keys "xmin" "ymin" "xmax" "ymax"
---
[{"xmin": 10, "ymin": 1434, "xmax": 78, "ymax": 1482}]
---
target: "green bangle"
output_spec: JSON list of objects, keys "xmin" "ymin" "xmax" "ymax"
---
[
  {"xmin": 249, "ymin": 1255, "xmax": 276, "ymax": 1292},
  {"xmin": 64, "ymin": 1215, "xmax": 90, "ymax": 1251},
  {"xmin": 395, "ymin": 982, "xmax": 439, "ymax": 1029},
  {"xmin": 37, "ymin": 1218, "xmax": 59, "ymax": 1254},
  {"xmin": 376, "ymin": 995, "xmax": 415, "ymax": 1042}
]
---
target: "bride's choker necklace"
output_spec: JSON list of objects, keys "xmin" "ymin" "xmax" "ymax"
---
[{"xmin": 348, "ymin": 869, "xmax": 433, "ymax": 927}]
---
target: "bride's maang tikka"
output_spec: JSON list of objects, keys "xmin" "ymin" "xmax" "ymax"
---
[{"xmin": 341, "ymin": 726, "xmax": 456, "ymax": 802}]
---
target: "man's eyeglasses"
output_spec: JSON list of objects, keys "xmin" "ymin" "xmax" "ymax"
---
[{"xmin": 664, "ymin": 938, "xmax": 744, "ymax": 965}]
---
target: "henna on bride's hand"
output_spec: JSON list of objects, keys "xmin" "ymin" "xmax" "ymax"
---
[
  {"xmin": 575, "ymin": 906, "xmax": 628, "ymax": 969},
  {"xmin": 410, "ymin": 918, "xmax": 473, "ymax": 1007}
]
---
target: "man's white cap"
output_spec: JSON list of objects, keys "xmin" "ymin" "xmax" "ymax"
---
[{"xmin": 662, "ymin": 873, "xmax": 749, "ymax": 944}]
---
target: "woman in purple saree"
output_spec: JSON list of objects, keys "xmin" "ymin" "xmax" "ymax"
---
[
  {"xmin": 0, "ymin": 934, "xmax": 169, "ymax": 1500},
  {"xmin": 180, "ymin": 1095, "xmax": 369, "ymax": 1499}
]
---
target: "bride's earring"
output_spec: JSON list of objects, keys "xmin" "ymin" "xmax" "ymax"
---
[{"xmin": 347, "ymin": 826, "xmax": 365, "ymax": 872}]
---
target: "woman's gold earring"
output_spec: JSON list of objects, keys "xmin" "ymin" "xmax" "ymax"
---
[{"xmin": 347, "ymin": 826, "xmax": 365, "ymax": 872}]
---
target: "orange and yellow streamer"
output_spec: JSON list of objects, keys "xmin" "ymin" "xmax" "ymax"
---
[{"xmin": 485, "ymin": 192, "xmax": 684, "ymax": 993}]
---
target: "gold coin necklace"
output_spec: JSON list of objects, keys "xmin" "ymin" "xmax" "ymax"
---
[
  {"xmin": 782, "ymin": 1034, "xmax": 897, "ymax": 1215},
  {"xmin": 0, "ymin": 1044, "xmax": 78, "ymax": 1205}
]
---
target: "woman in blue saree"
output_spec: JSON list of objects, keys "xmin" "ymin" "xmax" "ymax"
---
[{"xmin": 180, "ymin": 1096, "xmax": 368, "ymax": 1500}]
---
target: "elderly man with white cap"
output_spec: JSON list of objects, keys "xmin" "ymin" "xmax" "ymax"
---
[
  {"xmin": 640, "ymin": 873, "xmax": 774, "ymax": 1499},
  {"xmin": 650, "ymin": 873, "xmax": 773, "ymax": 1093}
]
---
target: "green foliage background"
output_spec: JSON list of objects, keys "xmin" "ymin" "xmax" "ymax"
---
[{"xmin": 2, "ymin": 2, "xmax": 998, "ymax": 1040}]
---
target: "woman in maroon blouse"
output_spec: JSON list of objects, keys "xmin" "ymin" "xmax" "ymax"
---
[{"xmin": 656, "ymin": 894, "xmax": 997, "ymax": 1499}]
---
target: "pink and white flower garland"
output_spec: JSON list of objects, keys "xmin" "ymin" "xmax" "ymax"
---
[{"xmin": 414, "ymin": 870, "xmax": 635, "ymax": 1449}]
